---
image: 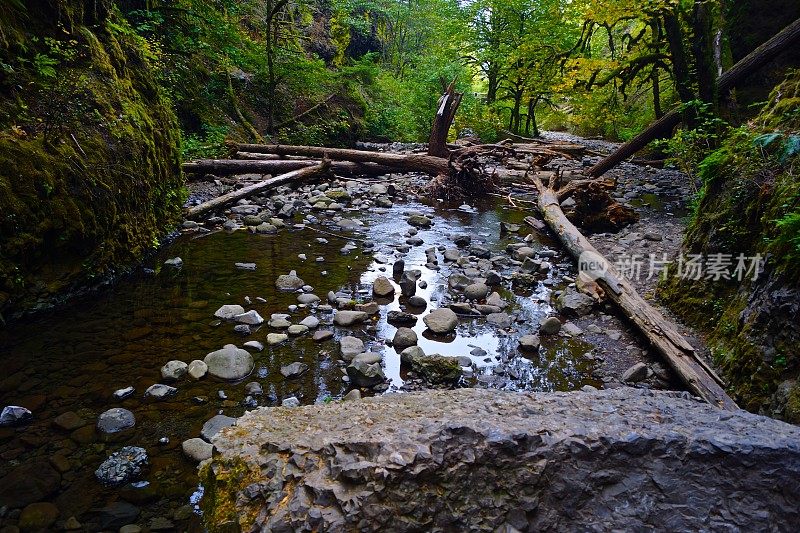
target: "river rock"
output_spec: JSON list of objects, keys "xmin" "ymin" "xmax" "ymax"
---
[
  {"xmin": 182, "ymin": 438, "xmax": 214, "ymax": 462},
  {"xmin": 313, "ymin": 330, "xmax": 334, "ymax": 342},
  {"xmin": 392, "ymin": 327, "xmax": 418, "ymax": 349},
  {"xmin": 164, "ymin": 257, "xmax": 183, "ymax": 268},
  {"xmin": 334, "ymin": 310, "xmax": 368, "ymax": 327},
  {"xmin": 511, "ymin": 246, "xmax": 536, "ymax": 261},
  {"xmin": 97, "ymin": 408, "xmax": 135, "ymax": 434},
  {"xmin": 0, "ymin": 405, "xmax": 32, "ymax": 427},
  {"xmin": 282, "ymin": 397, "xmax": 301, "ymax": 408},
  {"xmin": 113, "ymin": 386, "xmax": 135, "ymax": 400},
  {"xmin": 275, "ymin": 272, "xmax": 305, "ymax": 291},
  {"xmin": 352, "ymin": 352, "xmax": 383, "ymax": 365},
  {"xmin": 204, "ymin": 344, "xmax": 254, "ymax": 381},
  {"xmin": 540, "ymin": 316, "xmax": 562, "ymax": 335},
  {"xmin": 486, "ymin": 312, "xmax": 512, "ymax": 328},
  {"xmin": 297, "ymin": 293, "xmax": 320, "ymax": 305},
  {"xmin": 204, "ymin": 388, "xmax": 800, "ymax": 532},
  {"xmin": 214, "ymin": 304, "xmax": 245, "ymax": 320},
  {"xmin": 244, "ymin": 340, "xmax": 264, "ymax": 352},
  {"xmin": 0, "ymin": 460, "xmax": 61, "ymax": 507},
  {"xmin": 343, "ymin": 389, "xmax": 362, "ymax": 401},
  {"xmin": 287, "ymin": 324, "xmax": 309, "ymax": 336},
  {"xmin": 555, "ymin": 288, "xmax": 596, "ymax": 317},
  {"xmin": 340, "ymin": 336, "xmax": 365, "ymax": 360},
  {"xmin": 423, "ymin": 308, "xmax": 459, "ymax": 334},
  {"xmin": 300, "ymin": 316, "xmax": 320, "ymax": 329},
  {"xmin": 407, "ymin": 296, "xmax": 427, "ymax": 308},
  {"xmin": 161, "ymin": 360, "xmax": 188, "ymax": 381},
  {"xmin": 410, "ymin": 354, "xmax": 462, "ymax": 384},
  {"xmin": 144, "ymin": 384, "xmax": 177, "ymax": 400},
  {"xmin": 201, "ymin": 415, "xmax": 236, "ymax": 442},
  {"xmin": 372, "ymin": 276, "xmax": 395, "ymax": 298},
  {"xmin": 346, "ymin": 361, "xmax": 386, "ymax": 388},
  {"xmin": 281, "ymin": 362, "xmax": 309, "ymax": 379},
  {"xmin": 91, "ymin": 502, "xmax": 141, "ymax": 531},
  {"xmin": 622, "ymin": 362, "xmax": 650, "ymax": 383},
  {"xmin": 518, "ymin": 335, "xmax": 541, "ymax": 351},
  {"xmin": 234, "ymin": 310, "xmax": 265, "ymax": 325},
  {"xmin": 18, "ymin": 502, "xmax": 60, "ymax": 531},
  {"xmin": 95, "ymin": 446, "xmax": 148, "ymax": 486},
  {"xmin": 186, "ymin": 360, "xmax": 208, "ymax": 380},
  {"xmin": 464, "ymin": 283, "xmax": 490, "ymax": 300},
  {"xmin": 53, "ymin": 411, "xmax": 86, "ymax": 431},
  {"xmin": 407, "ymin": 214, "xmax": 432, "ymax": 228}
]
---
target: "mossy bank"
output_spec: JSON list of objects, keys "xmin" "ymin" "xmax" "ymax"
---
[
  {"xmin": 0, "ymin": 0, "xmax": 184, "ymax": 321},
  {"xmin": 658, "ymin": 70, "xmax": 800, "ymax": 422}
]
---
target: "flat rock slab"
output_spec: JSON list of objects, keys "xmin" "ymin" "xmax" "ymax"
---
[{"xmin": 203, "ymin": 388, "xmax": 800, "ymax": 532}]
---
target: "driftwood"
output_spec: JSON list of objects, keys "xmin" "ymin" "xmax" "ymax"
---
[
  {"xmin": 589, "ymin": 16, "xmax": 800, "ymax": 177},
  {"xmin": 185, "ymin": 161, "xmax": 330, "ymax": 220},
  {"xmin": 183, "ymin": 159, "xmax": 395, "ymax": 178},
  {"xmin": 531, "ymin": 177, "xmax": 737, "ymax": 410},
  {"xmin": 428, "ymin": 80, "xmax": 463, "ymax": 158}
]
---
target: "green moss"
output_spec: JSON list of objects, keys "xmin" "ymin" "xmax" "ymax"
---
[
  {"xmin": 658, "ymin": 70, "xmax": 800, "ymax": 419},
  {"xmin": 0, "ymin": 4, "xmax": 183, "ymax": 316}
]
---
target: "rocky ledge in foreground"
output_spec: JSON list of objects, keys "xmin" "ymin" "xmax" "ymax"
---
[{"xmin": 202, "ymin": 388, "xmax": 800, "ymax": 532}]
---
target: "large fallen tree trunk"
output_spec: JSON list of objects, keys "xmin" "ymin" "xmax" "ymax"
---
[
  {"xmin": 589, "ymin": 17, "xmax": 800, "ymax": 177},
  {"xmin": 183, "ymin": 159, "xmax": 395, "ymax": 178},
  {"xmin": 233, "ymin": 143, "xmax": 449, "ymax": 175},
  {"xmin": 185, "ymin": 161, "xmax": 330, "ymax": 220},
  {"xmin": 532, "ymin": 176, "xmax": 737, "ymax": 410}
]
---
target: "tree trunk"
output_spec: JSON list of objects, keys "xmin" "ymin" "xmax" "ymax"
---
[
  {"xmin": 183, "ymin": 158, "xmax": 396, "ymax": 177},
  {"xmin": 428, "ymin": 80, "xmax": 463, "ymax": 158},
  {"xmin": 234, "ymin": 143, "xmax": 449, "ymax": 176},
  {"xmin": 589, "ymin": 16, "xmax": 800, "ymax": 177},
  {"xmin": 532, "ymin": 178, "xmax": 737, "ymax": 410},
  {"xmin": 185, "ymin": 162, "xmax": 330, "ymax": 220}
]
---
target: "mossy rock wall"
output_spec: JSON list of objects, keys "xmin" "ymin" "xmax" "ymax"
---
[
  {"xmin": 658, "ymin": 71, "xmax": 800, "ymax": 423},
  {"xmin": 0, "ymin": 0, "xmax": 183, "ymax": 320}
]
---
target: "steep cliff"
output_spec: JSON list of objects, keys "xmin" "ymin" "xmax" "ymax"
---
[{"xmin": 0, "ymin": 0, "xmax": 184, "ymax": 321}]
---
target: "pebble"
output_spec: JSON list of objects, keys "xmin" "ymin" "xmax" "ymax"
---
[
  {"xmin": 144, "ymin": 384, "xmax": 177, "ymax": 400},
  {"xmin": 243, "ymin": 340, "xmax": 264, "ymax": 352},
  {"xmin": 113, "ymin": 386, "xmax": 135, "ymax": 400}
]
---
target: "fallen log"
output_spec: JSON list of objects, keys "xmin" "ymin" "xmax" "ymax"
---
[
  {"xmin": 589, "ymin": 16, "xmax": 800, "ymax": 177},
  {"xmin": 532, "ymin": 177, "xmax": 737, "ymax": 410},
  {"xmin": 234, "ymin": 152, "xmax": 312, "ymax": 161},
  {"xmin": 185, "ymin": 161, "xmax": 330, "ymax": 220},
  {"xmin": 233, "ymin": 143, "xmax": 450, "ymax": 176},
  {"xmin": 183, "ymin": 158, "xmax": 395, "ymax": 178}
]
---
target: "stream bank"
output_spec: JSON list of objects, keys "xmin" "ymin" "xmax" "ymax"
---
[{"xmin": 1, "ymin": 134, "xmax": 704, "ymax": 531}]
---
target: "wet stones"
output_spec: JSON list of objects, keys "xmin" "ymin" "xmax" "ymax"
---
[
  {"xmin": 267, "ymin": 334, "xmax": 290, "ymax": 352},
  {"xmin": 511, "ymin": 246, "xmax": 536, "ymax": 261},
  {"xmin": 409, "ymin": 353, "xmax": 462, "ymax": 384},
  {"xmin": 97, "ymin": 408, "xmax": 135, "ymax": 434},
  {"xmin": 275, "ymin": 271, "xmax": 305, "ymax": 291},
  {"xmin": 297, "ymin": 293, "xmax": 320, "ymax": 305},
  {"xmin": 555, "ymin": 288, "xmax": 595, "ymax": 317},
  {"xmin": 95, "ymin": 446, "xmax": 148, "ymax": 487},
  {"xmin": 53, "ymin": 411, "xmax": 86, "ymax": 431},
  {"xmin": 486, "ymin": 313, "xmax": 512, "ymax": 328},
  {"xmin": 144, "ymin": 384, "xmax": 177, "ymax": 400},
  {"xmin": 346, "ymin": 360, "xmax": 386, "ymax": 388},
  {"xmin": 392, "ymin": 328, "xmax": 418, "ymax": 349},
  {"xmin": 469, "ymin": 244, "xmax": 491, "ymax": 259},
  {"xmin": 407, "ymin": 214, "xmax": 432, "ymax": 228},
  {"xmin": 313, "ymin": 330, "xmax": 334, "ymax": 342},
  {"xmin": 188, "ymin": 360, "xmax": 208, "ymax": 379},
  {"xmin": 182, "ymin": 438, "xmax": 214, "ymax": 463},
  {"xmin": 282, "ymin": 397, "xmax": 301, "ymax": 408},
  {"xmin": 164, "ymin": 257, "xmax": 183, "ymax": 269},
  {"xmin": 0, "ymin": 460, "xmax": 61, "ymax": 507},
  {"xmin": 423, "ymin": 308, "xmax": 459, "ymax": 334},
  {"xmin": 18, "ymin": 502, "xmax": 60, "ymax": 531},
  {"xmin": 453, "ymin": 234, "xmax": 471, "ymax": 247},
  {"xmin": 518, "ymin": 335, "xmax": 541, "ymax": 351},
  {"xmin": 287, "ymin": 324, "xmax": 309, "ymax": 336},
  {"xmin": 464, "ymin": 283, "xmax": 490, "ymax": 301},
  {"xmin": 387, "ymin": 311, "xmax": 417, "ymax": 326},
  {"xmin": 540, "ymin": 317, "xmax": 562, "ymax": 335},
  {"xmin": 160, "ymin": 360, "xmax": 188, "ymax": 381},
  {"xmin": 214, "ymin": 304, "xmax": 245, "ymax": 320},
  {"xmin": 204, "ymin": 344, "xmax": 255, "ymax": 381},
  {"xmin": 340, "ymin": 336, "xmax": 365, "ymax": 360},
  {"xmin": 0, "ymin": 405, "xmax": 32, "ymax": 427},
  {"xmin": 333, "ymin": 310, "xmax": 368, "ymax": 327},
  {"xmin": 399, "ymin": 273, "xmax": 417, "ymax": 297},
  {"xmin": 234, "ymin": 310, "xmax": 265, "ymax": 325},
  {"xmin": 407, "ymin": 296, "xmax": 427, "ymax": 309},
  {"xmin": 372, "ymin": 276, "xmax": 395, "ymax": 298},
  {"xmin": 201, "ymin": 415, "xmax": 236, "ymax": 442},
  {"xmin": 113, "ymin": 386, "xmax": 135, "ymax": 401},
  {"xmin": 300, "ymin": 316, "xmax": 320, "ymax": 329},
  {"xmin": 281, "ymin": 362, "xmax": 309, "ymax": 379},
  {"xmin": 392, "ymin": 260, "xmax": 405, "ymax": 278}
]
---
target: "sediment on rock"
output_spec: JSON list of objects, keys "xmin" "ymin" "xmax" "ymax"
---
[{"xmin": 202, "ymin": 388, "xmax": 800, "ymax": 532}]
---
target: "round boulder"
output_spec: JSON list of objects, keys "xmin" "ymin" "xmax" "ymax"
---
[
  {"xmin": 97, "ymin": 408, "xmax": 135, "ymax": 434},
  {"xmin": 204, "ymin": 344, "xmax": 255, "ymax": 381},
  {"xmin": 161, "ymin": 360, "xmax": 188, "ymax": 382},
  {"xmin": 423, "ymin": 308, "xmax": 459, "ymax": 334}
]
